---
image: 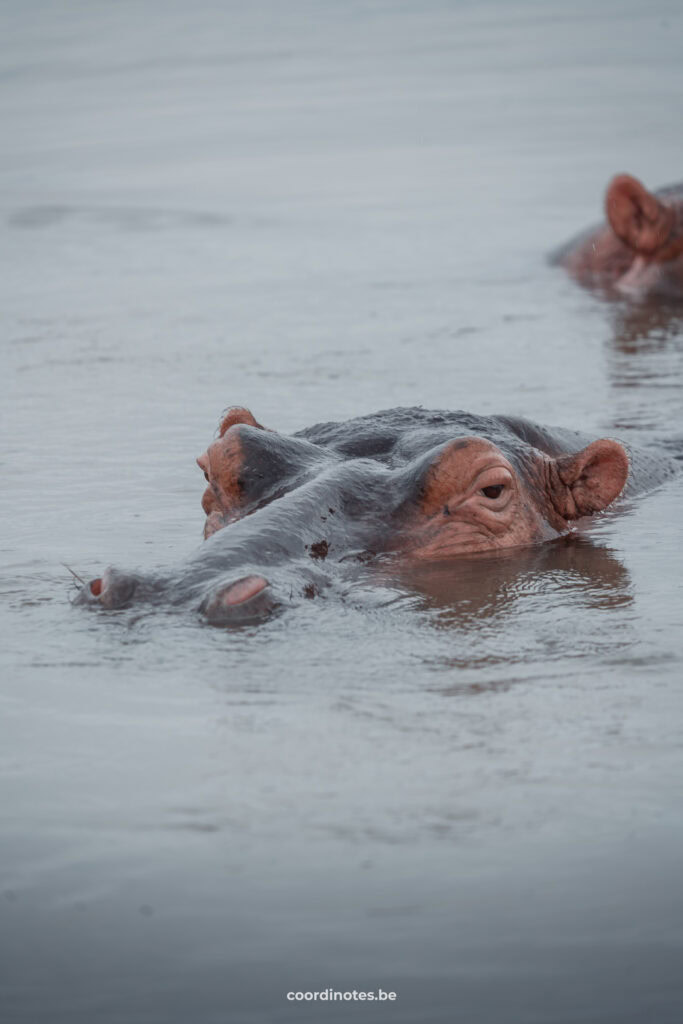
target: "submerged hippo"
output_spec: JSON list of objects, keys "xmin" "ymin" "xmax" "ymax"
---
[
  {"xmin": 78, "ymin": 406, "xmax": 678, "ymax": 625},
  {"xmin": 554, "ymin": 174, "xmax": 683, "ymax": 299}
]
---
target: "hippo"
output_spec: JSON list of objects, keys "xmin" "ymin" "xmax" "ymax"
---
[
  {"xmin": 77, "ymin": 406, "xmax": 679, "ymax": 625},
  {"xmin": 553, "ymin": 174, "xmax": 683, "ymax": 299}
]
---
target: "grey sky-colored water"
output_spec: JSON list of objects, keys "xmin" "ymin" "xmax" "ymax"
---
[{"xmin": 1, "ymin": 1, "xmax": 683, "ymax": 1022}]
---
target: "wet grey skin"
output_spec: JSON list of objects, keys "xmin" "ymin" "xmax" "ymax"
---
[{"xmin": 75, "ymin": 407, "xmax": 681, "ymax": 626}]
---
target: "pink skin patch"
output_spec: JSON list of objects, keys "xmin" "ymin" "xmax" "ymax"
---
[
  {"xmin": 615, "ymin": 256, "xmax": 662, "ymax": 296},
  {"xmin": 220, "ymin": 575, "xmax": 269, "ymax": 606},
  {"xmin": 90, "ymin": 578, "xmax": 103, "ymax": 596},
  {"xmin": 204, "ymin": 510, "xmax": 226, "ymax": 539}
]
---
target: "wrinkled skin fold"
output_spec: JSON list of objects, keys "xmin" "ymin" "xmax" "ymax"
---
[
  {"xmin": 553, "ymin": 174, "xmax": 683, "ymax": 299},
  {"xmin": 77, "ymin": 406, "xmax": 680, "ymax": 626}
]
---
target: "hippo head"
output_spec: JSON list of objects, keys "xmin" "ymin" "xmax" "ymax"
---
[
  {"xmin": 81, "ymin": 407, "xmax": 631, "ymax": 626},
  {"xmin": 195, "ymin": 407, "xmax": 629, "ymax": 566},
  {"xmin": 604, "ymin": 174, "xmax": 683, "ymax": 296}
]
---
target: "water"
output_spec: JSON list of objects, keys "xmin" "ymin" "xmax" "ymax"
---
[{"xmin": 2, "ymin": 1, "xmax": 683, "ymax": 1021}]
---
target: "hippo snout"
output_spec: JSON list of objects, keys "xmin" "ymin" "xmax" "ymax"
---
[
  {"xmin": 75, "ymin": 568, "xmax": 139, "ymax": 609},
  {"xmin": 199, "ymin": 575, "xmax": 275, "ymax": 627}
]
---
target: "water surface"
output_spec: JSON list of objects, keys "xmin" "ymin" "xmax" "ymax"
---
[{"xmin": 2, "ymin": 2, "xmax": 683, "ymax": 1021}]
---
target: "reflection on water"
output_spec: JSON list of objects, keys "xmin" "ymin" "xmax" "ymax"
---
[
  {"xmin": 604, "ymin": 300, "xmax": 683, "ymax": 434},
  {"xmin": 609, "ymin": 299, "xmax": 683, "ymax": 354},
  {"xmin": 389, "ymin": 535, "xmax": 632, "ymax": 625},
  {"xmin": 369, "ymin": 536, "xmax": 636, "ymax": 684}
]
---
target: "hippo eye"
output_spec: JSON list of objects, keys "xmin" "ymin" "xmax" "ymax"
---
[{"xmin": 481, "ymin": 484, "xmax": 505, "ymax": 499}]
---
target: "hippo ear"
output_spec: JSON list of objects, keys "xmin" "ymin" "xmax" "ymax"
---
[
  {"xmin": 605, "ymin": 175, "xmax": 673, "ymax": 255},
  {"xmin": 218, "ymin": 406, "xmax": 265, "ymax": 437},
  {"xmin": 551, "ymin": 440, "xmax": 629, "ymax": 520}
]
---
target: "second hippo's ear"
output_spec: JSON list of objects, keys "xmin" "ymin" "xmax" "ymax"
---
[
  {"xmin": 550, "ymin": 440, "xmax": 629, "ymax": 520},
  {"xmin": 218, "ymin": 406, "xmax": 265, "ymax": 437},
  {"xmin": 605, "ymin": 175, "xmax": 674, "ymax": 256}
]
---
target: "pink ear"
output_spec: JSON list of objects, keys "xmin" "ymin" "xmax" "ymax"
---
[
  {"xmin": 605, "ymin": 174, "xmax": 673, "ymax": 255},
  {"xmin": 218, "ymin": 406, "xmax": 264, "ymax": 437},
  {"xmin": 553, "ymin": 440, "xmax": 629, "ymax": 520}
]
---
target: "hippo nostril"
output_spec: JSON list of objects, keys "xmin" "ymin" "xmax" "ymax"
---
[
  {"xmin": 84, "ymin": 569, "xmax": 138, "ymax": 609},
  {"xmin": 73, "ymin": 575, "xmax": 105, "ymax": 606},
  {"xmin": 222, "ymin": 575, "xmax": 269, "ymax": 605},
  {"xmin": 200, "ymin": 575, "xmax": 274, "ymax": 626}
]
